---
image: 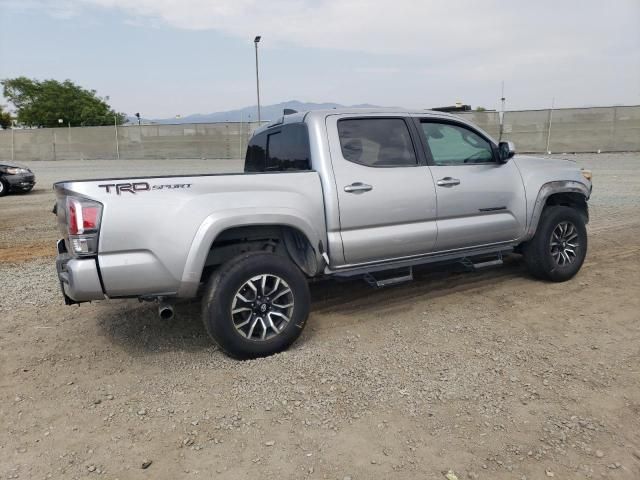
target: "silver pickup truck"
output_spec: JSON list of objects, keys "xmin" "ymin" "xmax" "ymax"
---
[{"xmin": 54, "ymin": 108, "xmax": 592, "ymax": 358}]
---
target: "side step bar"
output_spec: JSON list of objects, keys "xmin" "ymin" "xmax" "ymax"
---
[
  {"xmin": 362, "ymin": 251, "xmax": 503, "ymax": 288},
  {"xmin": 364, "ymin": 267, "xmax": 413, "ymax": 288},
  {"xmin": 459, "ymin": 252, "xmax": 504, "ymax": 271},
  {"xmin": 328, "ymin": 245, "xmax": 514, "ymax": 278}
]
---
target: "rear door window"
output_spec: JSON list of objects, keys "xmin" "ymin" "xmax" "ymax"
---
[
  {"xmin": 244, "ymin": 131, "xmax": 267, "ymax": 172},
  {"xmin": 244, "ymin": 123, "xmax": 311, "ymax": 172},
  {"xmin": 337, "ymin": 118, "xmax": 417, "ymax": 167}
]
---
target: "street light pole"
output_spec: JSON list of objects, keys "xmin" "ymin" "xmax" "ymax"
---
[
  {"xmin": 499, "ymin": 80, "xmax": 505, "ymax": 141},
  {"xmin": 254, "ymin": 35, "xmax": 262, "ymax": 123},
  {"xmin": 546, "ymin": 97, "xmax": 555, "ymax": 154}
]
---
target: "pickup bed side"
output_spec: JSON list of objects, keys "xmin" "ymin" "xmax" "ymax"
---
[{"xmin": 55, "ymin": 171, "xmax": 326, "ymax": 300}]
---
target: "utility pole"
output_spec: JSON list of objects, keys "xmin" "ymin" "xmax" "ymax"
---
[
  {"xmin": 11, "ymin": 120, "xmax": 15, "ymax": 162},
  {"xmin": 254, "ymin": 35, "xmax": 262, "ymax": 123},
  {"xmin": 499, "ymin": 81, "xmax": 506, "ymax": 141},
  {"xmin": 114, "ymin": 114, "xmax": 120, "ymax": 160},
  {"xmin": 134, "ymin": 112, "xmax": 143, "ymax": 155},
  {"xmin": 239, "ymin": 109, "xmax": 243, "ymax": 158},
  {"xmin": 546, "ymin": 97, "xmax": 555, "ymax": 154}
]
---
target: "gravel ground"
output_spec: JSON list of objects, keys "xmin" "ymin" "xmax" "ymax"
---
[
  {"xmin": 1, "ymin": 153, "xmax": 639, "ymax": 480},
  {"xmin": 0, "ymin": 258, "xmax": 58, "ymax": 311},
  {"xmin": 0, "ymin": 158, "xmax": 242, "ymax": 254}
]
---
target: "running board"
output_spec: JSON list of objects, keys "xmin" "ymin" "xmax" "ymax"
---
[
  {"xmin": 460, "ymin": 252, "xmax": 504, "ymax": 271},
  {"xmin": 364, "ymin": 267, "xmax": 413, "ymax": 288},
  {"xmin": 328, "ymin": 245, "xmax": 514, "ymax": 278},
  {"xmin": 472, "ymin": 258, "xmax": 504, "ymax": 269}
]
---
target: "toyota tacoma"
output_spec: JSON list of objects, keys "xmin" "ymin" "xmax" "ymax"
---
[{"xmin": 53, "ymin": 108, "xmax": 592, "ymax": 358}]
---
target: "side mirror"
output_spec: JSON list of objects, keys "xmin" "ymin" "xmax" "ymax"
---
[{"xmin": 498, "ymin": 141, "xmax": 515, "ymax": 162}]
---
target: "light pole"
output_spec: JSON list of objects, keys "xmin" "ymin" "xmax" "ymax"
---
[
  {"xmin": 499, "ymin": 80, "xmax": 505, "ymax": 142},
  {"xmin": 254, "ymin": 35, "xmax": 262, "ymax": 123},
  {"xmin": 239, "ymin": 109, "xmax": 243, "ymax": 158},
  {"xmin": 546, "ymin": 97, "xmax": 555, "ymax": 154}
]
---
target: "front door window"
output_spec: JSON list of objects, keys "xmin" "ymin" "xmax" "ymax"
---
[{"xmin": 421, "ymin": 122, "xmax": 494, "ymax": 165}]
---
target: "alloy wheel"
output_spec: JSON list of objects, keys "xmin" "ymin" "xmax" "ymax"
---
[
  {"xmin": 549, "ymin": 221, "xmax": 580, "ymax": 266},
  {"xmin": 231, "ymin": 274, "xmax": 295, "ymax": 341}
]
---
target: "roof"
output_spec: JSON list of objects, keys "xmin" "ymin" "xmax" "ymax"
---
[{"xmin": 253, "ymin": 107, "xmax": 461, "ymax": 135}]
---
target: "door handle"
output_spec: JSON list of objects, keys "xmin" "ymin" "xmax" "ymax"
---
[
  {"xmin": 344, "ymin": 182, "xmax": 373, "ymax": 193},
  {"xmin": 436, "ymin": 177, "xmax": 461, "ymax": 187}
]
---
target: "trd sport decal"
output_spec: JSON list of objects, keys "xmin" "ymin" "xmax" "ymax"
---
[{"xmin": 98, "ymin": 182, "xmax": 192, "ymax": 195}]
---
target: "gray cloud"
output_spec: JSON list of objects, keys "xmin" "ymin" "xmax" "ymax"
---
[{"xmin": 3, "ymin": 0, "xmax": 639, "ymax": 113}]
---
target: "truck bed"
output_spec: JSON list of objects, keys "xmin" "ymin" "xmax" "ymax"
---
[{"xmin": 54, "ymin": 171, "xmax": 326, "ymax": 299}]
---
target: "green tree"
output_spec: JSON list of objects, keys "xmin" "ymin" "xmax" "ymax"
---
[
  {"xmin": 1, "ymin": 77, "xmax": 126, "ymax": 127},
  {"xmin": 475, "ymin": 106, "xmax": 487, "ymax": 112},
  {"xmin": 0, "ymin": 104, "xmax": 12, "ymax": 129}
]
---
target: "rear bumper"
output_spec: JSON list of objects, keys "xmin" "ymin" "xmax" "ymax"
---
[{"xmin": 56, "ymin": 240, "xmax": 104, "ymax": 304}]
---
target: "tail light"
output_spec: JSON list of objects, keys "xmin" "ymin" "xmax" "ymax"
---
[{"xmin": 66, "ymin": 197, "xmax": 103, "ymax": 256}]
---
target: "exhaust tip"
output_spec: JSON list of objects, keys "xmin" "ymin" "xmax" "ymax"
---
[{"xmin": 158, "ymin": 305, "xmax": 174, "ymax": 320}]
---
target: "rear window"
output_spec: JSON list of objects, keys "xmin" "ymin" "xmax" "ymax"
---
[
  {"xmin": 244, "ymin": 123, "xmax": 311, "ymax": 172},
  {"xmin": 337, "ymin": 118, "xmax": 417, "ymax": 167}
]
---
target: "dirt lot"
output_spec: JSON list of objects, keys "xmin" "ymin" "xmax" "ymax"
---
[{"xmin": 1, "ymin": 154, "xmax": 639, "ymax": 480}]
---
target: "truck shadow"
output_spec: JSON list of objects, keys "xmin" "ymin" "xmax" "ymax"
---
[
  {"xmin": 95, "ymin": 299, "xmax": 213, "ymax": 355},
  {"xmin": 310, "ymin": 256, "xmax": 529, "ymax": 317},
  {"xmin": 95, "ymin": 255, "xmax": 530, "ymax": 355}
]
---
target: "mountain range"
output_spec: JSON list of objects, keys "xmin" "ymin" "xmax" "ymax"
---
[{"xmin": 127, "ymin": 100, "xmax": 383, "ymax": 125}]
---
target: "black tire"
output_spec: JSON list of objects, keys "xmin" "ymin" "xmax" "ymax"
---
[
  {"xmin": 0, "ymin": 179, "xmax": 8, "ymax": 197},
  {"xmin": 201, "ymin": 251, "xmax": 310, "ymax": 359},
  {"xmin": 522, "ymin": 205, "xmax": 587, "ymax": 282}
]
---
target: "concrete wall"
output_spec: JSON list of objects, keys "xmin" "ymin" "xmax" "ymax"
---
[
  {"xmin": 483, "ymin": 106, "xmax": 640, "ymax": 153},
  {"xmin": 456, "ymin": 111, "xmax": 501, "ymax": 139},
  {"xmin": 0, "ymin": 122, "xmax": 261, "ymax": 162},
  {"xmin": 0, "ymin": 106, "xmax": 638, "ymax": 161}
]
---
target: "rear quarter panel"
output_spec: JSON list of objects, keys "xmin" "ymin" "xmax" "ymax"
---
[{"xmin": 56, "ymin": 172, "xmax": 326, "ymax": 297}]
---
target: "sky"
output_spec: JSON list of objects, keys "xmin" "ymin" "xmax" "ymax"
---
[{"xmin": 0, "ymin": 0, "xmax": 639, "ymax": 119}]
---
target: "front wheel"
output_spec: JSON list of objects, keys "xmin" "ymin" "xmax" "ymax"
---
[
  {"xmin": 201, "ymin": 252, "xmax": 310, "ymax": 359},
  {"xmin": 522, "ymin": 205, "xmax": 588, "ymax": 282},
  {"xmin": 0, "ymin": 179, "xmax": 8, "ymax": 197}
]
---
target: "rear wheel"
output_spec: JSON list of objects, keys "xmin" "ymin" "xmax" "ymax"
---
[
  {"xmin": 522, "ymin": 206, "xmax": 587, "ymax": 282},
  {"xmin": 201, "ymin": 252, "xmax": 310, "ymax": 359}
]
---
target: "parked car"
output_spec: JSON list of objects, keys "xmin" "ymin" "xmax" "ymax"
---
[
  {"xmin": 53, "ymin": 108, "xmax": 592, "ymax": 359},
  {"xmin": 0, "ymin": 161, "xmax": 36, "ymax": 196}
]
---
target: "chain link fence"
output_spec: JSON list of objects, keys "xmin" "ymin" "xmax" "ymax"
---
[
  {"xmin": 0, "ymin": 122, "xmax": 261, "ymax": 161},
  {"xmin": 0, "ymin": 106, "xmax": 638, "ymax": 161}
]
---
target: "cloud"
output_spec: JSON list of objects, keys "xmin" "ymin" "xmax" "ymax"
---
[
  {"xmin": 353, "ymin": 67, "xmax": 402, "ymax": 75},
  {"xmin": 0, "ymin": 0, "xmax": 81, "ymax": 18},
  {"xmin": 31, "ymin": 0, "xmax": 635, "ymax": 59},
  {"xmin": 3, "ymin": 0, "xmax": 638, "ymax": 112}
]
